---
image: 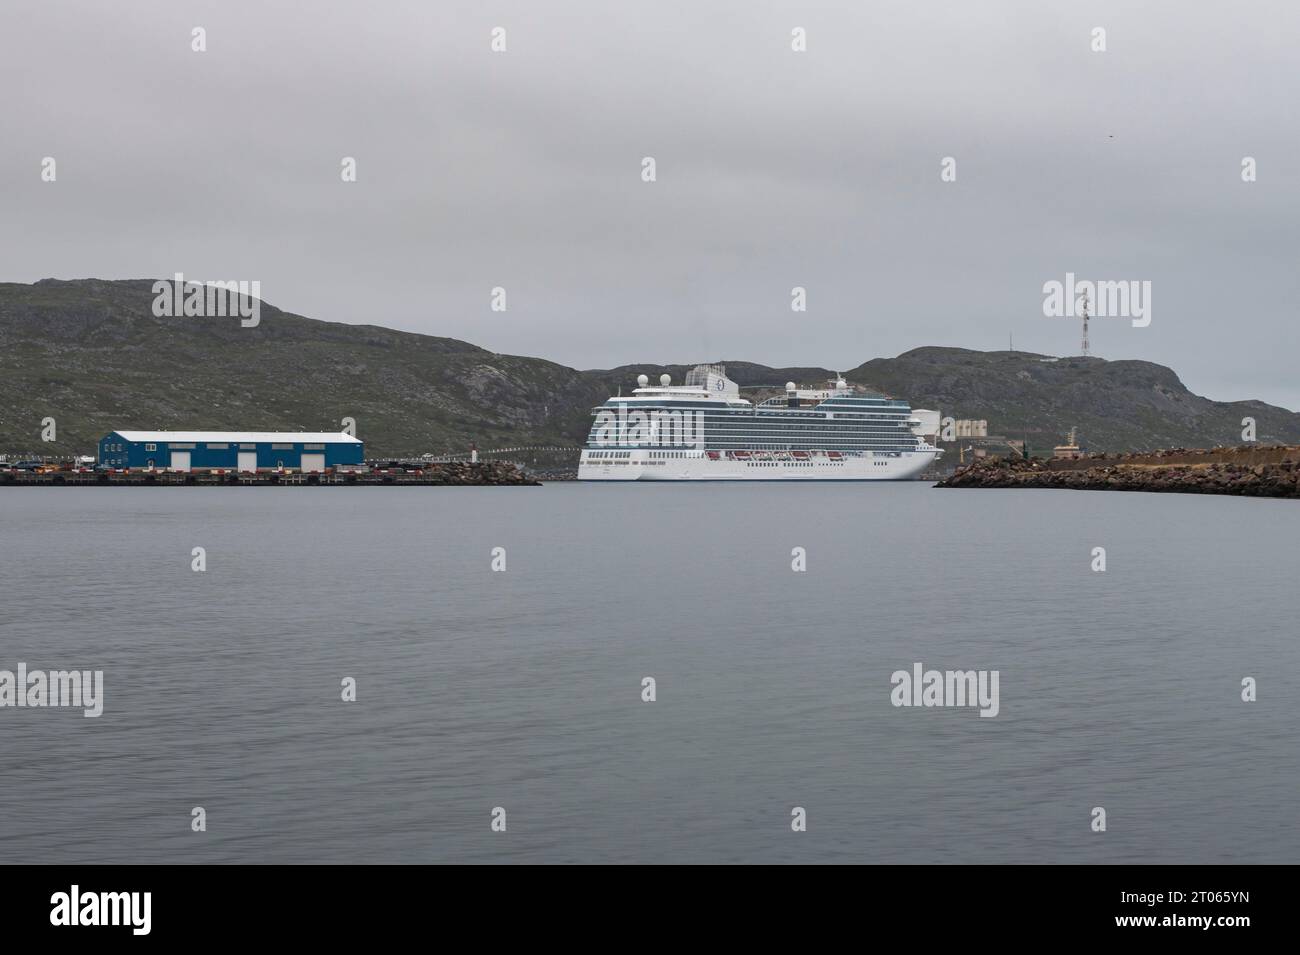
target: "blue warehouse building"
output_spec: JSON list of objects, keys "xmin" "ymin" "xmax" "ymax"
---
[{"xmin": 98, "ymin": 431, "xmax": 364, "ymax": 472}]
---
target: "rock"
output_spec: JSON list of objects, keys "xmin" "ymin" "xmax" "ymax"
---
[{"xmin": 934, "ymin": 447, "xmax": 1300, "ymax": 499}]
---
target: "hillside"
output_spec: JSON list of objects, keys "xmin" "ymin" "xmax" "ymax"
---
[
  {"xmin": 2, "ymin": 279, "xmax": 1296, "ymax": 457},
  {"xmin": 0, "ymin": 278, "xmax": 605, "ymax": 457},
  {"xmin": 846, "ymin": 348, "xmax": 1300, "ymax": 453}
]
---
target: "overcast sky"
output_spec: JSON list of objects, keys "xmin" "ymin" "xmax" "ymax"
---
[{"xmin": 4, "ymin": 1, "xmax": 1298, "ymax": 408}]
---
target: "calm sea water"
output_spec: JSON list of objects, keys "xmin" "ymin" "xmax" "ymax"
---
[{"xmin": 1, "ymin": 483, "xmax": 1297, "ymax": 864}]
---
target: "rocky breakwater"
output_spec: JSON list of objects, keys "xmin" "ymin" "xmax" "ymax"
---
[
  {"xmin": 936, "ymin": 446, "xmax": 1300, "ymax": 498},
  {"xmin": 420, "ymin": 461, "xmax": 540, "ymax": 486}
]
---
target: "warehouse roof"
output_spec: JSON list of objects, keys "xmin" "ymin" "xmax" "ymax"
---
[{"xmin": 110, "ymin": 431, "xmax": 362, "ymax": 444}]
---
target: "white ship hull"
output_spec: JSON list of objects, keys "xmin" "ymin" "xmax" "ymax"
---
[{"xmin": 578, "ymin": 449, "xmax": 938, "ymax": 481}]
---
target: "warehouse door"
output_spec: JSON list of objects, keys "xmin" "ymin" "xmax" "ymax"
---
[
  {"xmin": 170, "ymin": 451, "xmax": 191, "ymax": 473},
  {"xmin": 300, "ymin": 453, "xmax": 326, "ymax": 473},
  {"xmin": 237, "ymin": 451, "xmax": 258, "ymax": 473}
]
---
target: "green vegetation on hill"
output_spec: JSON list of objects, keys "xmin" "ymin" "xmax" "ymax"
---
[
  {"xmin": 2, "ymin": 279, "xmax": 1296, "ymax": 457},
  {"xmin": 0, "ymin": 279, "xmax": 605, "ymax": 457},
  {"xmin": 847, "ymin": 347, "xmax": 1300, "ymax": 452}
]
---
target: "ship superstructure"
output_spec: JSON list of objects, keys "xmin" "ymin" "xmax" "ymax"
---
[{"xmin": 577, "ymin": 364, "xmax": 940, "ymax": 481}]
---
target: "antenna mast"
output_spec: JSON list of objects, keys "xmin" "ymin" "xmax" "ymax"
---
[{"xmin": 1080, "ymin": 290, "xmax": 1091, "ymax": 357}]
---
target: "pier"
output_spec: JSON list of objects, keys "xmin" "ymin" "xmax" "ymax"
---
[
  {"xmin": 0, "ymin": 461, "xmax": 539, "ymax": 487},
  {"xmin": 936, "ymin": 445, "xmax": 1300, "ymax": 498}
]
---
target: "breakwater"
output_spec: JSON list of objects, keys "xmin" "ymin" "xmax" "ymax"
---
[
  {"xmin": 936, "ymin": 445, "xmax": 1300, "ymax": 498},
  {"xmin": 0, "ymin": 461, "xmax": 539, "ymax": 487}
]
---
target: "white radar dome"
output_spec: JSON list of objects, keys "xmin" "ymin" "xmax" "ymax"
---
[
  {"xmin": 660, "ymin": 374, "xmax": 671, "ymax": 386},
  {"xmin": 637, "ymin": 374, "xmax": 649, "ymax": 387},
  {"xmin": 785, "ymin": 381, "xmax": 797, "ymax": 391}
]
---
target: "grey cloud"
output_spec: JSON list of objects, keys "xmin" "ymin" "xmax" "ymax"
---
[{"xmin": 3, "ymin": 0, "xmax": 1297, "ymax": 406}]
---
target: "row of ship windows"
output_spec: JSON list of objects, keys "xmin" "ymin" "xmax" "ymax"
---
[
  {"xmin": 591, "ymin": 438, "xmax": 914, "ymax": 447},
  {"xmin": 588, "ymin": 451, "xmax": 695, "ymax": 459},
  {"xmin": 584, "ymin": 452, "xmax": 912, "ymax": 461},
  {"xmin": 592, "ymin": 426, "xmax": 910, "ymax": 437},
  {"xmin": 588, "ymin": 446, "xmax": 914, "ymax": 453},
  {"xmin": 707, "ymin": 443, "xmax": 914, "ymax": 450},
  {"xmin": 821, "ymin": 400, "xmax": 907, "ymax": 406},
  {"xmin": 745, "ymin": 461, "xmax": 842, "ymax": 467},
  {"xmin": 701, "ymin": 432, "xmax": 910, "ymax": 439},
  {"xmin": 595, "ymin": 411, "xmax": 908, "ymax": 418},
  {"xmin": 604, "ymin": 401, "xmax": 909, "ymax": 409},
  {"xmin": 603, "ymin": 412, "xmax": 910, "ymax": 420},
  {"xmin": 702, "ymin": 433, "xmax": 904, "ymax": 441},
  {"xmin": 585, "ymin": 450, "xmax": 902, "ymax": 458}
]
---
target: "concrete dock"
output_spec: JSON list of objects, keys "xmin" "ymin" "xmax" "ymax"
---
[{"xmin": 0, "ymin": 461, "xmax": 539, "ymax": 487}]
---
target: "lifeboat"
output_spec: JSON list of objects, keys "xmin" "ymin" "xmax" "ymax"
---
[
  {"xmin": 706, "ymin": 451, "xmax": 720, "ymax": 460},
  {"xmin": 791, "ymin": 450, "xmax": 810, "ymax": 460},
  {"xmin": 827, "ymin": 451, "xmax": 843, "ymax": 460},
  {"xmin": 733, "ymin": 450, "xmax": 752, "ymax": 459}
]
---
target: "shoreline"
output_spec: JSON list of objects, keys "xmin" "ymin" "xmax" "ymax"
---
[{"xmin": 936, "ymin": 445, "xmax": 1300, "ymax": 498}]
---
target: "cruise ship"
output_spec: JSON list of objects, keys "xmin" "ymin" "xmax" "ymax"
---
[{"xmin": 578, "ymin": 364, "xmax": 941, "ymax": 481}]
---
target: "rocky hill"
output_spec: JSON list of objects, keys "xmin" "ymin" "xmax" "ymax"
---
[
  {"xmin": 845, "ymin": 347, "xmax": 1300, "ymax": 453},
  {"xmin": 0, "ymin": 279, "xmax": 605, "ymax": 457},
  {"xmin": 2, "ymin": 279, "xmax": 1296, "ymax": 457}
]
